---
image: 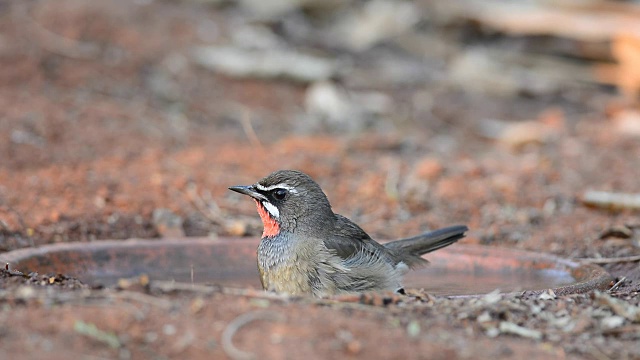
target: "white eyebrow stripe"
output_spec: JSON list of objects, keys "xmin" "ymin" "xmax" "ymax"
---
[
  {"xmin": 262, "ymin": 201, "xmax": 280, "ymax": 218},
  {"xmin": 255, "ymin": 183, "xmax": 298, "ymax": 194}
]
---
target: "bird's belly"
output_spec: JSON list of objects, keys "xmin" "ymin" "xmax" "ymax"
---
[
  {"xmin": 258, "ymin": 262, "xmax": 312, "ymax": 295},
  {"xmin": 257, "ymin": 238, "xmax": 402, "ymax": 296}
]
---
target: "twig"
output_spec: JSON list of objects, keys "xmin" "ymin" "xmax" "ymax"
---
[
  {"xmin": 74, "ymin": 320, "xmax": 121, "ymax": 349},
  {"xmin": 238, "ymin": 110, "xmax": 263, "ymax": 150},
  {"xmin": 150, "ymin": 281, "xmax": 288, "ymax": 301},
  {"xmin": 151, "ymin": 280, "xmax": 216, "ymax": 294},
  {"xmin": 579, "ymin": 255, "xmax": 640, "ymax": 264},
  {"xmin": 149, "ymin": 281, "xmax": 386, "ymax": 309},
  {"xmin": 3, "ymin": 263, "xmax": 25, "ymax": 277},
  {"xmin": 221, "ymin": 310, "xmax": 285, "ymax": 360},
  {"xmin": 184, "ymin": 183, "xmax": 227, "ymax": 225},
  {"xmin": 220, "ymin": 287, "xmax": 293, "ymax": 300},
  {"xmin": 179, "ymin": 183, "xmax": 260, "ymax": 235},
  {"xmin": 149, "ymin": 281, "xmax": 406, "ymax": 314},
  {"xmin": 199, "ymin": 188, "xmax": 228, "ymax": 222},
  {"xmin": 114, "ymin": 290, "xmax": 173, "ymax": 309},
  {"xmin": 582, "ymin": 191, "xmax": 640, "ymax": 211},
  {"xmin": 608, "ymin": 277, "xmax": 627, "ymax": 293}
]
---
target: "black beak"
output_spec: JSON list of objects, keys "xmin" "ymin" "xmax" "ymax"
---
[{"xmin": 228, "ymin": 185, "xmax": 268, "ymax": 201}]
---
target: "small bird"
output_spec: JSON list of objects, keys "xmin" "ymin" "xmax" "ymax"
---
[{"xmin": 229, "ymin": 170, "xmax": 468, "ymax": 297}]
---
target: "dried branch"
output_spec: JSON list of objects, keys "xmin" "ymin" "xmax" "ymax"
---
[{"xmin": 579, "ymin": 255, "xmax": 640, "ymax": 264}]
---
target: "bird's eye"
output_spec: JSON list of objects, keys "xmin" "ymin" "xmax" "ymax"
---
[{"xmin": 272, "ymin": 188, "xmax": 287, "ymax": 200}]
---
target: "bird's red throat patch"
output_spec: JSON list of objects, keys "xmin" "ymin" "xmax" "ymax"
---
[{"xmin": 254, "ymin": 199, "xmax": 280, "ymax": 238}]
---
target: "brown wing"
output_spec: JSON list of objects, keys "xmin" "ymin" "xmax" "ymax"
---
[{"xmin": 323, "ymin": 214, "xmax": 393, "ymax": 263}]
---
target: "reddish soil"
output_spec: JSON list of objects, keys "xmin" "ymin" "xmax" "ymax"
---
[{"xmin": 1, "ymin": 1, "xmax": 639, "ymax": 359}]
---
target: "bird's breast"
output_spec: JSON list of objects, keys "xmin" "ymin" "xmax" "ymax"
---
[{"xmin": 256, "ymin": 235, "xmax": 315, "ymax": 295}]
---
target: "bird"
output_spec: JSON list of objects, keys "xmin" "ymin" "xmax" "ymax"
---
[{"xmin": 229, "ymin": 169, "xmax": 468, "ymax": 297}]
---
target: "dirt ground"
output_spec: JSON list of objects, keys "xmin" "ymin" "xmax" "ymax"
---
[{"xmin": 1, "ymin": 1, "xmax": 639, "ymax": 359}]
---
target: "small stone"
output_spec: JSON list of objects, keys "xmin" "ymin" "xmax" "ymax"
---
[
  {"xmin": 538, "ymin": 289, "xmax": 556, "ymax": 300},
  {"xmin": 225, "ymin": 220, "xmax": 248, "ymax": 236},
  {"xmin": 94, "ymin": 196, "xmax": 106, "ymax": 209},
  {"xmin": 190, "ymin": 297, "xmax": 205, "ymax": 314},
  {"xmin": 331, "ymin": 0, "xmax": 421, "ymax": 51},
  {"xmin": 249, "ymin": 298, "xmax": 271, "ymax": 308},
  {"xmin": 144, "ymin": 332, "xmax": 158, "ymax": 343},
  {"xmin": 117, "ymin": 278, "xmax": 132, "ymax": 289},
  {"xmin": 407, "ymin": 320, "xmax": 421, "ymax": 338},
  {"xmin": 346, "ymin": 340, "xmax": 362, "ymax": 355},
  {"xmin": 163, "ymin": 324, "xmax": 177, "ymax": 336},
  {"xmin": 193, "ymin": 46, "xmax": 338, "ymax": 83},
  {"xmin": 601, "ymin": 316, "xmax": 625, "ymax": 330},
  {"xmin": 477, "ymin": 311, "xmax": 492, "ymax": 323},
  {"xmin": 16, "ymin": 286, "xmax": 36, "ymax": 299},
  {"xmin": 612, "ymin": 109, "xmax": 640, "ymax": 137},
  {"xmin": 499, "ymin": 322, "xmax": 542, "ymax": 340},
  {"xmin": 414, "ymin": 157, "xmax": 443, "ymax": 181},
  {"xmin": 480, "ymin": 289, "xmax": 502, "ymax": 305},
  {"xmin": 303, "ymin": 81, "xmax": 393, "ymax": 133},
  {"xmin": 270, "ymin": 332, "xmax": 283, "ymax": 344},
  {"xmin": 138, "ymin": 274, "xmax": 149, "ymax": 286}
]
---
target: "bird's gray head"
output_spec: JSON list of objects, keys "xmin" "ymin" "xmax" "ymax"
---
[{"xmin": 229, "ymin": 170, "xmax": 334, "ymax": 237}]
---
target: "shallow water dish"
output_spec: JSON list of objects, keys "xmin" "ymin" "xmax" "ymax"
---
[{"xmin": 0, "ymin": 238, "xmax": 612, "ymax": 297}]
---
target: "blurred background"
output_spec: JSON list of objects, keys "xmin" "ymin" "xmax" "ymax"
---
[
  {"xmin": 0, "ymin": 0, "xmax": 639, "ymax": 257},
  {"xmin": 1, "ymin": 1, "xmax": 640, "ymax": 359}
]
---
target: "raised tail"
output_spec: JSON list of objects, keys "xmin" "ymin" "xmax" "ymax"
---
[{"xmin": 384, "ymin": 225, "xmax": 468, "ymax": 259}]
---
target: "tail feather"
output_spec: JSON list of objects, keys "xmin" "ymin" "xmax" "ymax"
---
[{"xmin": 385, "ymin": 225, "xmax": 468, "ymax": 258}]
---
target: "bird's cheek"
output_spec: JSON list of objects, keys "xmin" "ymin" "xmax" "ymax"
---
[{"xmin": 253, "ymin": 199, "xmax": 281, "ymax": 238}]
